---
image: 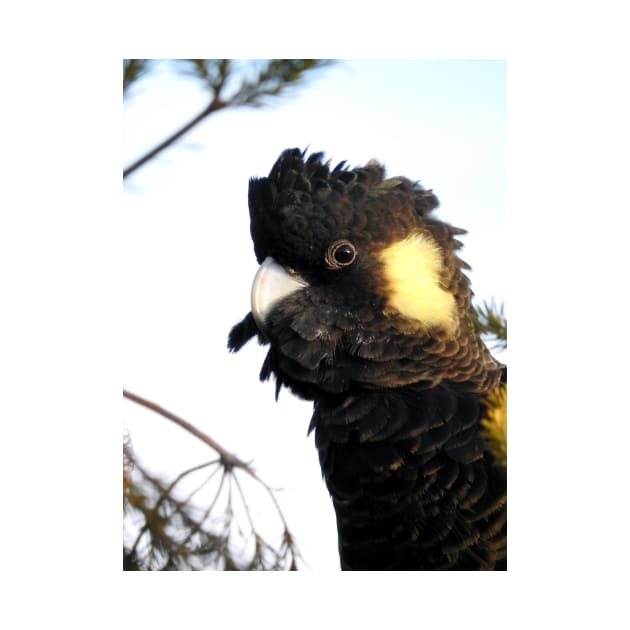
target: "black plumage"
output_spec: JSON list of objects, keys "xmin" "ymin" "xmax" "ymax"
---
[{"xmin": 228, "ymin": 148, "xmax": 506, "ymax": 570}]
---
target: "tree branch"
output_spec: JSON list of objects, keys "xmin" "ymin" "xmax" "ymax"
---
[
  {"xmin": 123, "ymin": 388, "xmax": 294, "ymax": 533},
  {"xmin": 123, "ymin": 59, "xmax": 335, "ymax": 180},
  {"xmin": 123, "ymin": 100, "xmax": 224, "ymax": 179},
  {"xmin": 122, "ymin": 389, "xmax": 247, "ymax": 468}
]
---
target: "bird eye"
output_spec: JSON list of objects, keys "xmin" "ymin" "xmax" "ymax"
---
[{"xmin": 325, "ymin": 240, "xmax": 357, "ymax": 269}]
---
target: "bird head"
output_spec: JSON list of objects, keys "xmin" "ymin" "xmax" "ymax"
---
[{"xmin": 229, "ymin": 148, "xmax": 500, "ymax": 398}]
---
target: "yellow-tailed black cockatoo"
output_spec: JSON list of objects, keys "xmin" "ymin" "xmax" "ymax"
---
[{"xmin": 228, "ymin": 148, "xmax": 506, "ymax": 570}]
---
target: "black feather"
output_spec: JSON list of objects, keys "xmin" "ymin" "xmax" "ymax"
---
[
  {"xmin": 227, "ymin": 312, "xmax": 258, "ymax": 352},
  {"xmin": 228, "ymin": 149, "xmax": 506, "ymax": 571}
]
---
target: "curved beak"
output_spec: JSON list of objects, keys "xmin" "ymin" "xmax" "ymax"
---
[{"xmin": 251, "ymin": 257, "xmax": 308, "ymax": 332}]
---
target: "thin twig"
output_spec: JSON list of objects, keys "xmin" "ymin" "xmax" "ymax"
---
[
  {"xmin": 123, "ymin": 100, "xmax": 224, "ymax": 179},
  {"xmin": 180, "ymin": 460, "xmax": 225, "ymax": 506},
  {"xmin": 123, "ymin": 389, "xmax": 247, "ymax": 469},
  {"xmin": 180, "ymin": 466, "xmax": 228, "ymax": 547},
  {"xmin": 123, "ymin": 389, "xmax": 293, "ymax": 536},
  {"xmin": 153, "ymin": 459, "xmax": 220, "ymax": 517},
  {"xmin": 231, "ymin": 472, "xmax": 258, "ymax": 535}
]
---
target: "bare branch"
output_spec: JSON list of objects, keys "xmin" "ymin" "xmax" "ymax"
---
[
  {"xmin": 123, "ymin": 389, "xmax": 247, "ymax": 469},
  {"xmin": 123, "ymin": 100, "xmax": 225, "ymax": 179},
  {"xmin": 123, "ymin": 389, "xmax": 301, "ymax": 569}
]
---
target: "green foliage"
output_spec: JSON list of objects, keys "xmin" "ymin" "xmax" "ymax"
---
[
  {"xmin": 228, "ymin": 59, "xmax": 334, "ymax": 107},
  {"xmin": 178, "ymin": 59, "xmax": 334, "ymax": 107},
  {"xmin": 123, "ymin": 59, "xmax": 334, "ymax": 106},
  {"xmin": 472, "ymin": 299, "xmax": 507, "ymax": 351}
]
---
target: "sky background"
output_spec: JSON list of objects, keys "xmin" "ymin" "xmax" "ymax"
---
[{"xmin": 123, "ymin": 59, "xmax": 506, "ymax": 571}]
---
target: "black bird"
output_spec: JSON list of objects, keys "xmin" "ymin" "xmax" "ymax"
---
[{"xmin": 229, "ymin": 148, "xmax": 506, "ymax": 570}]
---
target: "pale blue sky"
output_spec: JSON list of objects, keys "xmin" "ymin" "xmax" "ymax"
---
[{"xmin": 123, "ymin": 59, "xmax": 506, "ymax": 570}]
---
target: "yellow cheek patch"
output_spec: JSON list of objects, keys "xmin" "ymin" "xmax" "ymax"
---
[{"xmin": 379, "ymin": 232, "xmax": 456, "ymax": 332}]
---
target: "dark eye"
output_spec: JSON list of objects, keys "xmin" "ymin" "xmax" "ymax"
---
[{"xmin": 325, "ymin": 240, "xmax": 357, "ymax": 269}]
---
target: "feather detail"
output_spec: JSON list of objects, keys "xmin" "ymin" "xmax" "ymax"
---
[{"xmin": 229, "ymin": 148, "xmax": 507, "ymax": 570}]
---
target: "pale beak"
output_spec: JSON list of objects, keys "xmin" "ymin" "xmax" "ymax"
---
[{"xmin": 251, "ymin": 257, "xmax": 308, "ymax": 332}]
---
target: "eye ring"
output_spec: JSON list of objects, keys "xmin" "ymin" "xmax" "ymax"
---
[{"xmin": 325, "ymin": 240, "xmax": 357, "ymax": 269}]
